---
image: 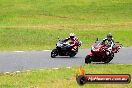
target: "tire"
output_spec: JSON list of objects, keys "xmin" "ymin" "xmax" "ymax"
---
[
  {"xmin": 69, "ymin": 52, "xmax": 77, "ymax": 57},
  {"xmin": 85, "ymin": 55, "xmax": 93, "ymax": 64},
  {"xmin": 76, "ymin": 75, "xmax": 87, "ymax": 85},
  {"xmin": 51, "ymin": 49, "xmax": 58, "ymax": 58},
  {"xmin": 104, "ymin": 53, "xmax": 114, "ymax": 63},
  {"xmin": 69, "ymin": 48, "xmax": 78, "ymax": 57},
  {"xmin": 104, "ymin": 58, "xmax": 113, "ymax": 63}
]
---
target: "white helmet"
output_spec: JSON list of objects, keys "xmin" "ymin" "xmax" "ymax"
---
[{"xmin": 70, "ymin": 33, "xmax": 75, "ymax": 39}]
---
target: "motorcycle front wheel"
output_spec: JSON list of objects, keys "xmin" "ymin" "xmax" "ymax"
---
[
  {"xmin": 51, "ymin": 49, "xmax": 58, "ymax": 58},
  {"xmin": 85, "ymin": 55, "xmax": 94, "ymax": 64}
]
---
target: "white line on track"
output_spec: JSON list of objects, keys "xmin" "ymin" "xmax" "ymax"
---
[
  {"xmin": 39, "ymin": 69, "xmax": 44, "ymax": 70},
  {"xmin": 52, "ymin": 68, "xmax": 59, "ymax": 70},
  {"xmin": 66, "ymin": 67, "xmax": 71, "ymax": 69},
  {"xmin": 26, "ymin": 70, "xmax": 31, "ymax": 72},
  {"xmin": 43, "ymin": 50, "xmax": 51, "ymax": 51},
  {"xmin": 13, "ymin": 51, "xmax": 24, "ymax": 52},
  {"xmin": 12, "ymin": 50, "xmax": 51, "ymax": 53},
  {"xmin": 16, "ymin": 71, "xmax": 21, "ymax": 73},
  {"xmin": 4, "ymin": 72, "xmax": 10, "ymax": 74}
]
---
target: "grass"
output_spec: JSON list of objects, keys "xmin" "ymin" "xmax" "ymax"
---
[
  {"xmin": 0, "ymin": 0, "xmax": 132, "ymax": 50},
  {"xmin": 0, "ymin": 1, "xmax": 131, "ymax": 88},
  {"xmin": 0, "ymin": 64, "xmax": 131, "ymax": 88},
  {"xmin": 0, "ymin": 0, "xmax": 132, "ymax": 26},
  {"xmin": 0, "ymin": 27, "xmax": 132, "ymax": 51}
]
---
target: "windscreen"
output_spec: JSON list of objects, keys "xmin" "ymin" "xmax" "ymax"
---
[{"xmin": 93, "ymin": 40, "xmax": 103, "ymax": 48}]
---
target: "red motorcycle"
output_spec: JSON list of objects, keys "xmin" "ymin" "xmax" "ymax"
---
[{"xmin": 85, "ymin": 39, "xmax": 122, "ymax": 64}]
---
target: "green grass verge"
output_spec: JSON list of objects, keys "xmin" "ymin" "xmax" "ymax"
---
[
  {"xmin": 0, "ymin": 64, "xmax": 131, "ymax": 88},
  {"xmin": 0, "ymin": 27, "xmax": 132, "ymax": 51},
  {"xmin": 0, "ymin": 0, "xmax": 132, "ymax": 50}
]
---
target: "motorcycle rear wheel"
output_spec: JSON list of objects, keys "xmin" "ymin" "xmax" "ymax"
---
[
  {"xmin": 104, "ymin": 53, "xmax": 114, "ymax": 63},
  {"xmin": 69, "ymin": 52, "xmax": 77, "ymax": 57}
]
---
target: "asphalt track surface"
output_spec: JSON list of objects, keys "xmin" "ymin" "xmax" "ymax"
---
[{"xmin": 0, "ymin": 47, "xmax": 132, "ymax": 72}]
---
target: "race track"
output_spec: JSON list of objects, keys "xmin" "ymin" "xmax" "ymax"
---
[{"xmin": 0, "ymin": 47, "xmax": 132, "ymax": 72}]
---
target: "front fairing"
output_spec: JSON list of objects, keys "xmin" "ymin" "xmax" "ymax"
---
[
  {"xmin": 56, "ymin": 42, "xmax": 63, "ymax": 47},
  {"xmin": 91, "ymin": 40, "xmax": 104, "ymax": 52},
  {"xmin": 56, "ymin": 40, "xmax": 70, "ymax": 50}
]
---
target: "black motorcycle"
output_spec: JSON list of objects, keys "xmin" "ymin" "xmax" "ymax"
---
[{"xmin": 51, "ymin": 39, "xmax": 81, "ymax": 58}]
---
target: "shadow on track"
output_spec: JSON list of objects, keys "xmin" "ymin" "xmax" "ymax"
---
[
  {"xmin": 85, "ymin": 62, "xmax": 114, "ymax": 64},
  {"xmin": 50, "ymin": 56, "xmax": 82, "ymax": 59}
]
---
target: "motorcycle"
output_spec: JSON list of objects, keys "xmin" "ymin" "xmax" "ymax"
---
[
  {"xmin": 51, "ymin": 38, "xmax": 82, "ymax": 58},
  {"xmin": 85, "ymin": 38, "xmax": 122, "ymax": 64}
]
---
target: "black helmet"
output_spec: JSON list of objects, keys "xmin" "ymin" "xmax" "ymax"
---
[{"xmin": 107, "ymin": 33, "xmax": 112, "ymax": 40}]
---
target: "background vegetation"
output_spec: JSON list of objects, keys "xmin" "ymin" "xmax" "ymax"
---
[{"xmin": 0, "ymin": 0, "xmax": 132, "ymax": 50}]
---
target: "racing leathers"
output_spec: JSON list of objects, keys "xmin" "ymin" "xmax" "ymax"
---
[
  {"xmin": 102, "ymin": 38, "xmax": 115, "ymax": 55},
  {"xmin": 64, "ymin": 37, "xmax": 79, "ymax": 51}
]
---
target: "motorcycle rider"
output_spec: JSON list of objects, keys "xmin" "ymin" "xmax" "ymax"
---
[
  {"xmin": 64, "ymin": 33, "xmax": 79, "ymax": 51},
  {"xmin": 102, "ymin": 33, "xmax": 115, "ymax": 55}
]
